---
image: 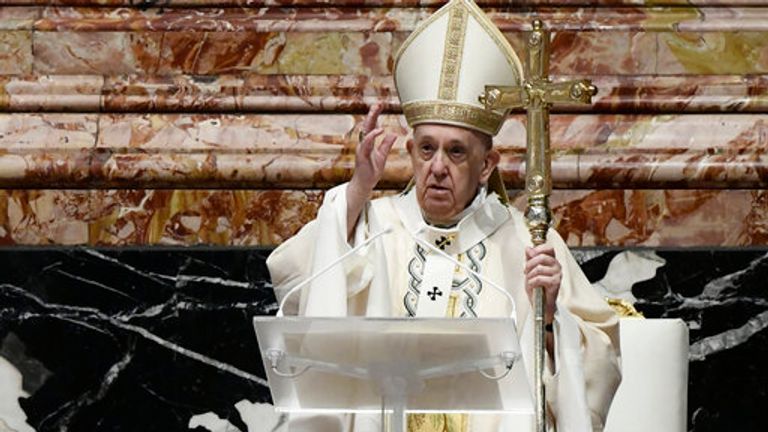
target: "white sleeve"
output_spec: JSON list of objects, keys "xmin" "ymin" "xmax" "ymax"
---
[
  {"xmin": 544, "ymin": 232, "xmax": 622, "ymax": 432},
  {"xmin": 266, "ymin": 183, "xmax": 374, "ymax": 317}
]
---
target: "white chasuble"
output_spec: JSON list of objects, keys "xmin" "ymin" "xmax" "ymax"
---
[
  {"xmin": 395, "ymin": 187, "xmax": 515, "ymax": 321},
  {"xmin": 267, "ymin": 183, "xmax": 622, "ymax": 432}
]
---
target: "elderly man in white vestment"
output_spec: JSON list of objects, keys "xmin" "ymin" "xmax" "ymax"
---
[{"xmin": 267, "ymin": 1, "xmax": 621, "ymax": 431}]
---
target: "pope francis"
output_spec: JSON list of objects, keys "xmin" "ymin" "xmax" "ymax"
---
[{"xmin": 267, "ymin": 0, "xmax": 621, "ymax": 431}]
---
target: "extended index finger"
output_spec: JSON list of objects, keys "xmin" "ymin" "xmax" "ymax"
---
[{"xmin": 362, "ymin": 103, "xmax": 384, "ymax": 133}]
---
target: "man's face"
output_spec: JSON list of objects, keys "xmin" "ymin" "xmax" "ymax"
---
[{"xmin": 407, "ymin": 124, "xmax": 499, "ymax": 225}]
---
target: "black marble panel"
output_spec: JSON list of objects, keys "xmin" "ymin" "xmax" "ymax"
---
[
  {"xmin": 0, "ymin": 247, "xmax": 766, "ymax": 432},
  {"xmin": 575, "ymin": 248, "xmax": 768, "ymax": 432},
  {"xmin": 0, "ymin": 248, "xmax": 276, "ymax": 432}
]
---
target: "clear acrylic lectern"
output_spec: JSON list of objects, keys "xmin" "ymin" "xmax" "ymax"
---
[{"xmin": 253, "ymin": 317, "xmax": 534, "ymax": 432}]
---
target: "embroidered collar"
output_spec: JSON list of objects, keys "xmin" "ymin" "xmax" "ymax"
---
[{"xmin": 394, "ymin": 186, "xmax": 510, "ymax": 255}]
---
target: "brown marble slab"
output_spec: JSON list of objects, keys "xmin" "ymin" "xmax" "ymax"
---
[
  {"xmin": 82, "ymin": 112, "xmax": 768, "ymax": 189},
  {"xmin": 34, "ymin": 7, "xmax": 421, "ymax": 33},
  {"xmin": 87, "ymin": 189, "xmax": 325, "ymax": 245},
  {"xmin": 657, "ymin": 32, "xmax": 768, "ymax": 75},
  {"xmin": 102, "ymin": 74, "xmax": 239, "ymax": 112},
  {"xmin": 532, "ymin": 189, "xmax": 768, "ymax": 247},
  {"xmin": 102, "ymin": 74, "xmax": 395, "ymax": 113},
  {"xmin": 0, "ymin": 189, "xmax": 90, "ymax": 245},
  {"xmin": 28, "ymin": 28, "xmax": 768, "ymax": 76},
  {"xmin": 4, "ymin": 1, "xmax": 767, "ymax": 7},
  {"xmin": 21, "ymin": 6, "xmax": 768, "ymax": 33},
  {"xmin": 0, "ymin": 188, "xmax": 764, "ymax": 247},
  {"xmin": 0, "ymin": 113, "xmax": 766, "ymax": 189},
  {"xmin": 549, "ymin": 31, "xmax": 768, "ymax": 75},
  {"xmin": 0, "ymin": 7, "xmax": 39, "ymax": 31},
  {"xmin": 0, "ymin": 31, "xmax": 32, "ymax": 75},
  {"xmin": 4, "ymin": 74, "xmax": 767, "ymax": 113},
  {"xmin": 33, "ymin": 31, "xmax": 164, "ymax": 75},
  {"xmin": 82, "ymin": 188, "xmax": 768, "ymax": 247},
  {"xmin": 0, "ymin": 113, "xmax": 97, "ymax": 185},
  {"xmin": 0, "ymin": 75, "xmax": 103, "ymax": 111},
  {"xmin": 573, "ymin": 75, "xmax": 768, "ymax": 113},
  {"xmin": 32, "ymin": 31, "xmax": 400, "ymax": 76}
]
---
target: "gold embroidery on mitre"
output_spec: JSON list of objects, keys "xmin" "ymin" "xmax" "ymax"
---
[
  {"xmin": 438, "ymin": 3, "xmax": 468, "ymax": 101},
  {"xmin": 403, "ymin": 100, "xmax": 505, "ymax": 136}
]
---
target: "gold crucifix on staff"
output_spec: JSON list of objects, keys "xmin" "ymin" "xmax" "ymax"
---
[{"xmin": 480, "ymin": 19, "xmax": 597, "ymax": 432}]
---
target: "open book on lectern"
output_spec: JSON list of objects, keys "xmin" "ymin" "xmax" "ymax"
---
[{"xmin": 253, "ymin": 316, "xmax": 534, "ymax": 418}]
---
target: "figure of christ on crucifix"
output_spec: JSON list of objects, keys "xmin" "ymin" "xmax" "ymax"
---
[{"xmin": 267, "ymin": 1, "xmax": 620, "ymax": 431}]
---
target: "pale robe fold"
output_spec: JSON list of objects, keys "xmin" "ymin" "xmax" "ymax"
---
[{"xmin": 267, "ymin": 184, "xmax": 621, "ymax": 432}]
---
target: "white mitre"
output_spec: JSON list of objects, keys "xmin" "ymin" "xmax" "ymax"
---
[{"xmin": 394, "ymin": 0, "xmax": 524, "ymax": 136}]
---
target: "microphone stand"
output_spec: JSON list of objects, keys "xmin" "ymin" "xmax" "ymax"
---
[{"xmin": 277, "ymin": 227, "xmax": 393, "ymax": 317}]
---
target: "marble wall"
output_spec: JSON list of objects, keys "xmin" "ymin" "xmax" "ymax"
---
[{"xmin": 0, "ymin": 0, "xmax": 767, "ymax": 431}]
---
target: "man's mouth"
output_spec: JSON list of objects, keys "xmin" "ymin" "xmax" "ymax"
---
[
  {"xmin": 426, "ymin": 185, "xmax": 450, "ymax": 195},
  {"xmin": 428, "ymin": 185, "xmax": 448, "ymax": 190}
]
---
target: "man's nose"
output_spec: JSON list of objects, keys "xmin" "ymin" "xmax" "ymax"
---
[{"xmin": 429, "ymin": 150, "xmax": 448, "ymax": 176}]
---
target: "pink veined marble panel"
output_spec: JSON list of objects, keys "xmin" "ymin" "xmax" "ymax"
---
[
  {"xmin": 29, "ymin": 6, "xmax": 768, "ymax": 33},
  {"xmin": 31, "ymin": 30, "xmax": 398, "ymax": 76},
  {"xmin": 7, "ymin": 1, "xmax": 768, "ymax": 8},
  {"xmin": 0, "ymin": 113, "xmax": 98, "ymax": 148},
  {"xmin": 0, "ymin": 75, "xmax": 103, "ymax": 111},
  {"xmin": 549, "ymin": 31, "xmax": 658, "ymax": 75},
  {"xmin": 90, "ymin": 112, "xmax": 410, "ymax": 188},
  {"xmin": 86, "ymin": 189, "xmax": 326, "ymax": 246},
  {"xmin": 102, "ymin": 74, "xmax": 239, "ymax": 112},
  {"xmin": 0, "ymin": 31, "xmax": 33, "ymax": 75},
  {"xmin": 33, "ymin": 31, "xmax": 164, "ymax": 75},
  {"xmin": 0, "ymin": 113, "xmax": 765, "ymax": 189},
  {"xmin": 101, "ymin": 74, "xmax": 394, "ymax": 113},
  {"xmin": 23, "ymin": 5, "xmax": 768, "ymax": 35},
  {"xmin": 233, "ymin": 74, "xmax": 400, "ymax": 112},
  {"xmin": 573, "ymin": 75, "xmax": 768, "ymax": 113},
  {"xmin": 99, "ymin": 112, "xmax": 765, "ymax": 190},
  {"xmin": 657, "ymin": 32, "xmax": 768, "ymax": 75},
  {"xmin": 26, "ymin": 28, "xmax": 768, "ymax": 76},
  {"xmin": 3, "ymin": 74, "xmax": 767, "ymax": 113},
  {"xmin": 3, "ymin": 73, "xmax": 401, "ymax": 113},
  {"xmin": 0, "ymin": 113, "xmax": 97, "ymax": 186},
  {"xmin": 540, "ymin": 114, "xmax": 768, "ymax": 188},
  {"xmin": 0, "ymin": 188, "xmax": 763, "ymax": 247},
  {"xmin": 519, "ymin": 189, "xmax": 768, "ymax": 247},
  {"xmin": 86, "ymin": 188, "xmax": 768, "ymax": 247},
  {"xmin": 34, "ymin": 7, "xmax": 423, "ymax": 33},
  {"xmin": 0, "ymin": 189, "xmax": 90, "ymax": 245},
  {"xmin": 0, "ymin": 7, "xmax": 39, "ymax": 31}
]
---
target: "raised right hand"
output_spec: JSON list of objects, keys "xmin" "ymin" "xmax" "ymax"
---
[
  {"xmin": 346, "ymin": 104, "xmax": 397, "ymax": 238},
  {"xmin": 349, "ymin": 104, "xmax": 397, "ymax": 197}
]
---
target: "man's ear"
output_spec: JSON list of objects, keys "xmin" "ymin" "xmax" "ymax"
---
[
  {"xmin": 480, "ymin": 149, "xmax": 500, "ymax": 183},
  {"xmin": 406, "ymin": 138, "xmax": 414, "ymax": 154}
]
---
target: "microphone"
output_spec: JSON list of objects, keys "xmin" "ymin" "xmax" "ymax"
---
[
  {"xmin": 404, "ymin": 229, "xmax": 517, "ymax": 321},
  {"xmin": 276, "ymin": 226, "xmax": 393, "ymax": 317}
]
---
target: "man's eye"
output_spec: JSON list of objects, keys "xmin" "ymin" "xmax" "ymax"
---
[
  {"xmin": 420, "ymin": 145, "xmax": 434, "ymax": 155},
  {"xmin": 450, "ymin": 147, "xmax": 466, "ymax": 157}
]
